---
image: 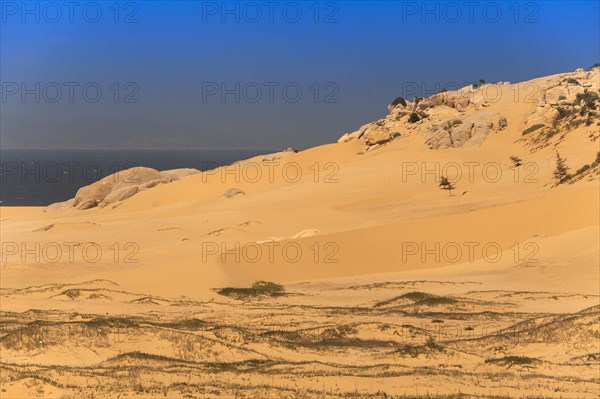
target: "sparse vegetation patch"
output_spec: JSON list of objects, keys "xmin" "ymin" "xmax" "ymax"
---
[
  {"xmin": 485, "ymin": 355, "xmax": 539, "ymax": 367},
  {"xmin": 216, "ymin": 281, "xmax": 285, "ymax": 299},
  {"xmin": 522, "ymin": 124, "xmax": 544, "ymax": 135}
]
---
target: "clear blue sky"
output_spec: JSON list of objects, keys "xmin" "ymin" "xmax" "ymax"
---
[{"xmin": 1, "ymin": 0, "xmax": 598, "ymax": 149}]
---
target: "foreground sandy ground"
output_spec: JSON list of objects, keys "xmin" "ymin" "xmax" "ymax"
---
[{"xmin": 1, "ymin": 70, "xmax": 599, "ymax": 398}]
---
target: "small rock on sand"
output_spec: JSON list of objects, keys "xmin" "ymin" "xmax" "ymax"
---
[
  {"xmin": 224, "ymin": 188, "xmax": 245, "ymax": 198},
  {"xmin": 291, "ymin": 229, "xmax": 321, "ymax": 239}
]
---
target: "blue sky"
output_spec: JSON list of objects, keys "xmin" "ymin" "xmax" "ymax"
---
[{"xmin": 1, "ymin": 0, "xmax": 598, "ymax": 149}]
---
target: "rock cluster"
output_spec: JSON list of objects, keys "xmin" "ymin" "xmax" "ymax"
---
[
  {"xmin": 526, "ymin": 68, "xmax": 600, "ymax": 128},
  {"xmin": 423, "ymin": 112, "xmax": 506, "ymax": 150},
  {"xmin": 338, "ymin": 83, "xmax": 505, "ymax": 149},
  {"xmin": 338, "ymin": 67, "xmax": 599, "ymax": 150},
  {"xmin": 424, "ymin": 89, "xmax": 471, "ymax": 112}
]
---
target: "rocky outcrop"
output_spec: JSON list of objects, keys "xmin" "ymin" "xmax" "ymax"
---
[
  {"xmin": 526, "ymin": 68, "xmax": 600, "ymax": 129},
  {"xmin": 361, "ymin": 124, "xmax": 397, "ymax": 146},
  {"xmin": 525, "ymin": 106, "xmax": 560, "ymax": 127},
  {"xmin": 64, "ymin": 167, "xmax": 200, "ymax": 210},
  {"xmin": 337, "ymin": 67, "xmax": 599, "ymax": 151},
  {"xmin": 160, "ymin": 168, "xmax": 202, "ymax": 180},
  {"xmin": 337, "ymin": 84, "xmax": 486, "ymax": 148},
  {"xmin": 423, "ymin": 89, "xmax": 471, "ymax": 112},
  {"xmin": 423, "ymin": 112, "xmax": 505, "ymax": 150},
  {"xmin": 103, "ymin": 186, "xmax": 139, "ymax": 205},
  {"xmin": 337, "ymin": 125, "xmax": 367, "ymax": 144}
]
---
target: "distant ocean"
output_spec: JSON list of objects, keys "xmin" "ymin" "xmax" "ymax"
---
[{"xmin": 0, "ymin": 148, "xmax": 273, "ymax": 206}]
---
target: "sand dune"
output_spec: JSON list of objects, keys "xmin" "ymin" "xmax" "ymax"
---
[{"xmin": 1, "ymin": 69, "xmax": 599, "ymax": 398}]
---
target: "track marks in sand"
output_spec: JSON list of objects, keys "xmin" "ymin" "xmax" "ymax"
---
[
  {"xmin": 32, "ymin": 222, "xmax": 100, "ymax": 232},
  {"xmin": 2, "ymin": 279, "xmax": 599, "ymax": 398},
  {"xmin": 206, "ymin": 220, "xmax": 263, "ymax": 237}
]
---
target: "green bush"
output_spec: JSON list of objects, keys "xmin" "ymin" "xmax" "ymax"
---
[
  {"xmin": 374, "ymin": 291, "xmax": 450, "ymax": 307},
  {"xmin": 485, "ymin": 355, "xmax": 538, "ymax": 367},
  {"xmin": 575, "ymin": 91, "xmax": 599, "ymax": 109},
  {"xmin": 576, "ymin": 164, "xmax": 591, "ymax": 175},
  {"xmin": 417, "ymin": 296, "xmax": 457, "ymax": 306},
  {"xmin": 408, "ymin": 113, "xmax": 420, "ymax": 123},
  {"xmin": 446, "ymin": 119, "xmax": 462, "ymax": 129},
  {"xmin": 216, "ymin": 281, "xmax": 285, "ymax": 299},
  {"xmin": 400, "ymin": 292, "xmax": 434, "ymax": 301},
  {"xmin": 553, "ymin": 151, "xmax": 570, "ymax": 184},
  {"xmin": 425, "ymin": 337, "xmax": 443, "ymax": 351},
  {"xmin": 546, "ymin": 128, "xmax": 559, "ymax": 138},
  {"xmin": 557, "ymin": 107, "xmax": 573, "ymax": 119},
  {"xmin": 390, "ymin": 96, "xmax": 407, "ymax": 108},
  {"xmin": 400, "ymin": 291, "xmax": 457, "ymax": 305},
  {"xmin": 567, "ymin": 78, "xmax": 580, "ymax": 85},
  {"xmin": 522, "ymin": 124, "xmax": 544, "ymax": 135},
  {"xmin": 251, "ymin": 281, "xmax": 284, "ymax": 293},
  {"xmin": 510, "ymin": 155, "xmax": 522, "ymax": 167},
  {"xmin": 396, "ymin": 337, "xmax": 444, "ymax": 357}
]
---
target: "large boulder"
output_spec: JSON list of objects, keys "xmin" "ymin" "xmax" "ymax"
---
[
  {"xmin": 72, "ymin": 167, "xmax": 164, "ymax": 209},
  {"xmin": 453, "ymin": 121, "xmax": 476, "ymax": 147},
  {"xmin": 544, "ymin": 86, "xmax": 569, "ymax": 105},
  {"xmin": 362, "ymin": 126, "xmax": 395, "ymax": 146},
  {"xmin": 224, "ymin": 188, "xmax": 245, "ymax": 198},
  {"xmin": 103, "ymin": 186, "xmax": 139, "ymax": 205},
  {"xmin": 498, "ymin": 116, "xmax": 507, "ymax": 129},
  {"xmin": 544, "ymin": 83, "xmax": 586, "ymax": 105},
  {"xmin": 423, "ymin": 112, "xmax": 502, "ymax": 150},
  {"xmin": 464, "ymin": 119, "xmax": 494, "ymax": 148},
  {"xmin": 526, "ymin": 106, "xmax": 560, "ymax": 127},
  {"xmin": 160, "ymin": 168, "xmax": 201, "ymax": 180},
  {"xmin": 338, "ymin": 126, "xmax": 367, "ymax": 143},
  {"xmin": 69, "ymin": 166, "xmax": 200, "ymax": 210},
  {"xmin": 425, "ymin": 88, "xmax": 472, "ymax": 112}
]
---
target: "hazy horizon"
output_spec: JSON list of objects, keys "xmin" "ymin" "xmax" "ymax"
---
[{"xmin": 1, "ymin": 1, "xmax": 598, "ymax": 149}]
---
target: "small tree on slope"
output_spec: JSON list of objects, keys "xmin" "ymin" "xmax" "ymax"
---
[
  {"xmin": 510, "ymin": 155, "xmax": 522, "ymax": 168},
  {"xmin": 553, "ymin": 151, "xmax": 570, "ymax": 184},
  {"xmin": 439, "ymin": 176, "xmax": 455, "ymax": 196}
]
